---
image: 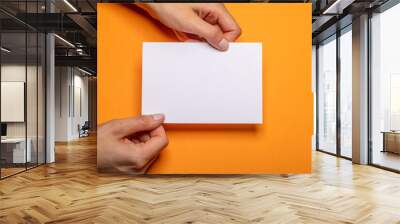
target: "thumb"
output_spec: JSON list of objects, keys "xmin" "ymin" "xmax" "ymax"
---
[
  {"xmin": 112, "ymin": 114, "xmax": 165, "ymax": 138},
  {"xmin": 186, "ymin": 15, "xmax": 229, "ymax": 51}
]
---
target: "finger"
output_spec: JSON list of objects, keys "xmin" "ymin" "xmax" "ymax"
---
[
  {"xmin": 112, "ymin": 114, "xmax": 165, "ymax": 138},
  {"xmin": 184, "ymin": 12, "xmax": 229, "ymax": 51},
  {"xmin": 122, "ymin": 137, "xmax": 139, "ymax": 145},
  {"xmin": 132, "ymin": 138, "xmax": 140, "ymax": 144},
  {"xmin": 135, "ymin": 156, "xmax": 159, "ymax": 174},
  {"xmin": 214, "ymin": 5, "xmax": 241, "ymax": 41},
  {"xmin": 115, "ymin": 156, "xmax": 158, "ymax": 175},
  {"xmin": 114, "ymin": 156, "xmax": 157, "ymax": 175},
  {"xmin": 137, "ymin": 126, "xmax": 168, "ymax": 162},
  {"xmin": 202, "ymin": 10, "xmax": 219, "ymax": 25},
  {"xmin": 138, "ymin": 133, "xmax": 151, "ymax": 142}
]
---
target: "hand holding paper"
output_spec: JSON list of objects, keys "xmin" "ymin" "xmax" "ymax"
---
[
  {"xmin": 97, "ymin": 115, "xmax": 168, "ymax": 174},
  {"xmin": 137, "ymin": 3, "xmax": 241, "ymax": 51}
]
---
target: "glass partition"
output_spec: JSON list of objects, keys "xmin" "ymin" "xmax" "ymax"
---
[
  {"xmin": 38, "ymin": 32, "xmax": 45, "ymax": 165},
  {"xmin": 27, "ymin": 31, "xmax": 38, "ymax": 169},
  {"xmin": 371, "ymin": 3, "xmax": 400, "ymax": 171},
  {"xmin": 0, "ymin": 1, "xmax": 46, "ymax": 179},
  {"xmin": 317, "ymin": 35, "xmax": 337, "ymax": 154},
  {"xmin": 339, "ymin": 28, "xmax": 352, "ymax": 158},
  {"xmin": 1, "ymin": 30, "xmax": 28, "ymax": 177}
]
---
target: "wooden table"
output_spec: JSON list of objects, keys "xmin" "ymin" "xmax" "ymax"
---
[{"xmin": 382, "ymin": 131, "xmax": 400, "ymax": 154}]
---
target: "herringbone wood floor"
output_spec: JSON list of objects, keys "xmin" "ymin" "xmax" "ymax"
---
[{"xmin": 1, "ymin": 136, "xmax": 400, "ymax": 224}]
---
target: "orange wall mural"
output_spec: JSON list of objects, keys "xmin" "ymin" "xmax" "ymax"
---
[{"xmin": 97, "ymin": 3, "xmax": 313, "ymax": 174}]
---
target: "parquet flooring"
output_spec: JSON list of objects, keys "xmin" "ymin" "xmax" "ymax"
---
[
  {"xmin": 1, "ymin": 136, "xmax": 400, "ymax": 223},
  {"xmin": 1, "ymin": 167, "xmax": 26, "ymax": 178}
]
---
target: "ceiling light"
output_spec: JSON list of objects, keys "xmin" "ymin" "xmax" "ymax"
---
[
  {"xmin": 76, "ymin": 48, "xmax": 85, "ymax": 55},
  {"xmin": 54, "ymin": 34, "xmax": 75, "ymax": 48},
  {"xmin": 63, "ymin": 0, "xmax": 78, "ymax": 12},
  {"xmin": 78, "ymin": 67, "xmax": 93, "ymax": 76},
  {"xmin": 323, "ymin": 0, "xmax": 355, "ymax": 15},
  {"xmin": 1, "ymin": 47, "xmax": 11, "ymax": 53}
]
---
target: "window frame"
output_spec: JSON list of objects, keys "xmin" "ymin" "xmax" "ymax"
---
[{"xmin": 315, "ymin": 24, "xmax": 353, "ymax": 160}]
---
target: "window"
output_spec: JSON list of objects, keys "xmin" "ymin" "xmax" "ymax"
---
[
  {"xmin": 370, "ymin": 2, "xmax": 400, "ymax": 171},
  {"xmin": 317, "ymin": 36, "xmax": 337, "ymax": 154},
  {"xmin": 390, "ymin": 74, "xmax": 400, "ymax": 130},
  {"xmin": 339, "ymin": 28, "xmax": 352, "ymax": 158}
]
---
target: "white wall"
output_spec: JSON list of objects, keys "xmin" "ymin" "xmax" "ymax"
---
[
  {"xmin": 54, "ymin": 67, "xmax": 89, "ymax": 141},
  {"xmin": 1, "ymin": 65, "xmax": 39, "ymax": 138},
  {"xmin": 73, "ymin": 73, "xmax": 89, "ymax": 138},
  {"xmin": 1, "ymin": 65, "xmax": 25, "ymax": 133},
  {"xmin": 55, "ymin": 67, "xmax": 70, "ymax": 141},
  {"xmin": 1, "ymin": 82, "xmax": 25, "ymax": 122}
]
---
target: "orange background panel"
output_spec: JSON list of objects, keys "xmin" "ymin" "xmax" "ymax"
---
[{"xmin": 97, "ymin": 3, "xmax": 313, "ymax": 174}]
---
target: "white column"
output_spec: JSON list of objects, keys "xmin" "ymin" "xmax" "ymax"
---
[
  {"xmin": 352, "ymin": 14, "xmax": 369, "ymax": 164},
  {"xmin": 46, "ymin": 32, "xmax": 55, "ymax": 163},
  {"xmin": 312, "ymin": 45, "xmax": 317, "ymax": 151}
]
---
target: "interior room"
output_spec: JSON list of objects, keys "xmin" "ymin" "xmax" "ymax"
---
[{"xmin": 0, "ymin": 0, "xmax": 399, "ymax": 223}]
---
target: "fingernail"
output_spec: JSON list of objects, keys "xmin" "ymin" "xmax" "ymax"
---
[
  {"xmin": 218, "ymin": 38, "xmax": 229, "ymax": 51},
  {"xmin": 152, "ymin": 114, "xmax": 164, "ymax": 121}
]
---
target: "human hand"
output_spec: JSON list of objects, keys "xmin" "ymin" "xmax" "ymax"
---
[
  {"xmin": 97, "ymin": 114, "xmax": 168, "ymax": 174},
  {"xmin": 138, "ymin": 3, "xmax": 241, "ymax": 51}
]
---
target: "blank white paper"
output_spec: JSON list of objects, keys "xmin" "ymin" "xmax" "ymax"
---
[{"xmin": 142, "ymin": 42, "xmax": 263, "ymax": 124}]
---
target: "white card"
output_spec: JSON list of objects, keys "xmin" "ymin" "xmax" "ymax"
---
[{"xmin": 142, "ymin": 42, "xmax": 263, "ymax": 124}]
